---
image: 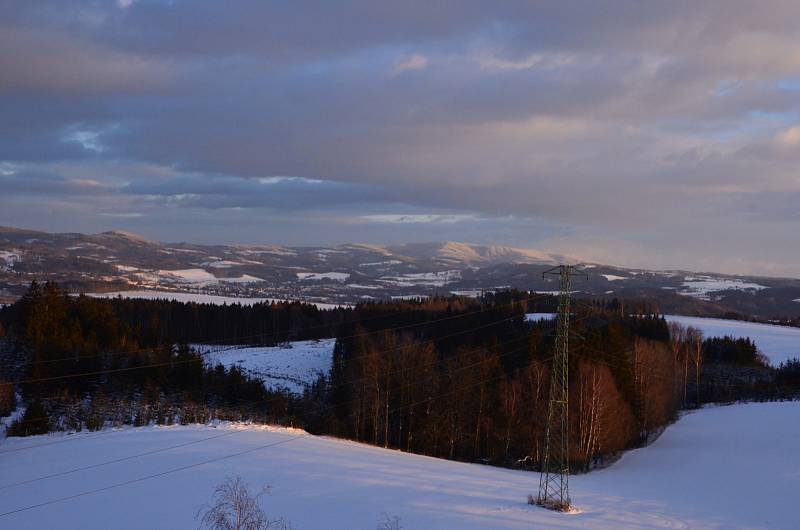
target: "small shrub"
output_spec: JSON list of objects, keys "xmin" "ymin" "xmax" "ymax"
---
[
  {"xmin": 377, "ymin": 513, "xmax": 402, "ymax": 530},
  {"xmin": 197, "ymin": 476, "xmax": 293, "ymax": 530}
]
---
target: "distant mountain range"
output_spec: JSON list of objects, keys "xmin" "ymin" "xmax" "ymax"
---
[{"xmin": 1, "ymin": 225, "xmax": 799, "ymax": 318}]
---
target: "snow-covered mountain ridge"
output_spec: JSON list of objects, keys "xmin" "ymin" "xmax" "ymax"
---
[{"xmin": 1, "ymin": 226, "xmax": 799, "ymax": 318}]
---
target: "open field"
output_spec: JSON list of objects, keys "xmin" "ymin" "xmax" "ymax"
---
[{"xmin": 1, "ymin": 402, "xmax": 797, "ymax": 529}]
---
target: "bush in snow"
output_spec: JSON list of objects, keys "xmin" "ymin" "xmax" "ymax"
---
[
  {"xmin": 376, "ymin": 513, "xmax": 402, "ymax": 530},
  {"xmin": 196, "ymin": 476, "xmax": 293, "ymax": 530}
]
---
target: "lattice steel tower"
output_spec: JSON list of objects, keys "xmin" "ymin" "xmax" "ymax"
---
[{"xmin": 535, "ymin": 264, "xmax": 583, "ymax": 511}]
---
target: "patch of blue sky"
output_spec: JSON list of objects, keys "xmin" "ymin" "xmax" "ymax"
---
[{"xmin": 776, "ymin": 77, "xmax": 800, "ymax": 91}]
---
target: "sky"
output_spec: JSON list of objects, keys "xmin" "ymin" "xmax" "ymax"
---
[{"xmin": 2, "ymin": 1, "xmax": 800, "ymax": 276}]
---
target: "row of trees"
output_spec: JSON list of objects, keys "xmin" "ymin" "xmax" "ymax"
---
[{"xmin": 0, "ymin": 282, "xmax": 353, "ymax": 349}]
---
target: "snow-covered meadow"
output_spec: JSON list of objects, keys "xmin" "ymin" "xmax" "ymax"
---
[
  {"xmin": 663, "ymin": 315, "xmax": 800, "ymax": 366},
  {"xmin": 675, "ymin": 277, "xmax": 768, "ymax": 300},
  {"xmin": 195, "ymin": 340, "xmax": 336, "ymax": 394},
  {"xmin": 1, "ymin": 402, "xmax": 798, "ymax": 529}
]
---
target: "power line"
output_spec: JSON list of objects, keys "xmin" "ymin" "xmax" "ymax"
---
[
  {"xmin": 0, "ymin": 425, "xmax": 127, "ymax": 455},
  {"xmin": 0, "ymin": 352, "xmax": 554, "ymax": 516},
  {"xmin": 2, "ymin": 357, "xmax": 205, "ymax": 388},
  {"xmin": 575, "ymin": 343, "xmax": 774, "ymax": 391},
  {"xmin": 0, "ymin": 433, "xmax": 307, "ymax": 518},
  {"xmin": 0, "ymin": 428, "xmax": 241, "ymax": 491}
]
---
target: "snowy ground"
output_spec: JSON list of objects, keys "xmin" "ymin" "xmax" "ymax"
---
[
  {"xmin": 664, "ymin": 315, "xmax": 800, "ymax": 366},
  {"xmin": 195, "ymin": 339, "xmax": 336, "ymax": 394},
  {"xmin": 525, "ymin": 312, "xmax": 556, "ymax": 322},
  {"xmin": 0, "ymin": 401, "xmax": 797, "ymax": 529},
  {"xmin": 676, "ymin": 277, "xmax": 768, "ymax": 300}
]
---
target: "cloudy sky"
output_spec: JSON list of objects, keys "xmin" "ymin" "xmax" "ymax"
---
[{"xmin": 2, "ymin": 1, "xmax": 800, "ymax": 276}]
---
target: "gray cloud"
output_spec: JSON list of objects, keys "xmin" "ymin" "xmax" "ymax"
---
[{"xmin": 1, "ymin": 1, "xmax": 800, "ymax": 275}]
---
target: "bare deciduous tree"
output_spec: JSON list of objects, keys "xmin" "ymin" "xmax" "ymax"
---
[
  {"xmin": 377, "ymin": 513, "xmax": 402, "ymax": 530},
  {"xmin": 668, "ymin": 322, "xmax": 688, "ymax": 408},
  {"xmin": 577, "ymin": 362, "xmax": 603, "ymax": 468},
  {"xmin": 686, "ymin": 327, "xmax": 704, "ymax": 406},
  {"xmin": 197, "ymin": 476, "xmax": 293, "ymax": 530}
]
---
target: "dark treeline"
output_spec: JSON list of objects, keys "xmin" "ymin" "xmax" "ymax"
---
[
  {"xmin": 688, "ymin": 332, "xmax": 800, "ymax": 404},
  {"xmin": 0, "ymin": 282, "xmax": 295, "ymax": 436},
  {"xmin": 96, "ymin": 294, "xmax": 351, "ymax": 345},
  {"xmin": 703, "ymin": 336, "xmax": 762, "ymax": 366},
  {"xmin": 0, "ymin": 283, "xmax": 354, "ymax": 351}
]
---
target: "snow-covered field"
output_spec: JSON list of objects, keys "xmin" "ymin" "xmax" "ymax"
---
[
  {"xmin": 195, "ymin": 339, "xmax": 336, "ymax": 394},
  {"xmin": 0, "ymin": 402, "xmax": 797, "ymax": 529},
  {"xmin": 525, "ymin": 312, "xmax": 556, "ymax": 322},
  {"xmin": 664, "ymin": 315, "xmax": 800, "ymax": 365},
  {"xmin": 676, "ymin": 277, "xmax": 768, "ymax": 300}
]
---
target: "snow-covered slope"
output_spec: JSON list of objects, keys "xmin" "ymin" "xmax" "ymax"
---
[
  {"xmin": 196, "ymin": 339, "xmax": 336, "ymax": 394},
  {"xmin": 664, "ymin": 315, "xmax": 800, "ymax": 365},
  {"xmin": 387, "ymin": 241, "xmax": 571, "ymax": 266},
  {"xmin": 1, "ymin": 402, "xmax": 798, "ymax": 529}
]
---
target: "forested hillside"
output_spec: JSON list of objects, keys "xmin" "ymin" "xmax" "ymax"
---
[
  {"xmin": 295, "ymin": 298, "xmax": 681, "ymax": 471},
  {"xmin": 0, "ymin": 282, "xmax": 305, "ymax": 436},
  {"xmin": 2, "ymin": 282, "xmax": 798, "ymax": 473}
]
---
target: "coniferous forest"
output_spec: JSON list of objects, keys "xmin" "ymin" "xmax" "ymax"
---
[{"xmin": 1, "ymin": 282, "xmax": 798, "ymax": 471}]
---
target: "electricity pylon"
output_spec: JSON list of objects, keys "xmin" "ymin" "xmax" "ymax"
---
[{"xmin": 535, "ymin": 264, "xmax": 585, "ymax": 511}]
